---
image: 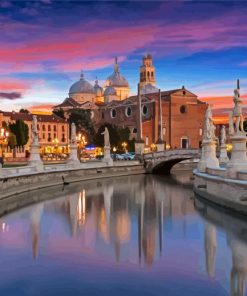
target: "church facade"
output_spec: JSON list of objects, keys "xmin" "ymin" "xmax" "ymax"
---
[{"xmin": 54, "ymin": 55, "xmax": 207, "ymax": 149}]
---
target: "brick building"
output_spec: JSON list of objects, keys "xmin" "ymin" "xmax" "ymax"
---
[{"xmin": 54, "ymin": 55, "xmax": 207, "ymax": 149}]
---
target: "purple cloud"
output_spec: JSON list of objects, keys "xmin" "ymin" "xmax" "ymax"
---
[{"xmin": 0, "ymin": 92, "xmax": 22, "ymax": 100}]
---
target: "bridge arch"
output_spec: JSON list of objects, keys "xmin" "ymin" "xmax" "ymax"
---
[
  {"xmin": 151, "ymin": 158, "xmax": 190, "ymax": 174},
  {"xmin": 143, "ymin": 149, "xmax": 200, "ymax": 175}
]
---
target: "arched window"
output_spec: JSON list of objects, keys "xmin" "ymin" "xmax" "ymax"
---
[
  {"xmin": 111, "ymin": 108, "xmax": 117, "ymax": 118},
  {"xmin": 147, "ymin": 71, "xmax": 150, "ymax": 77},
  {"xmin": 151, "ymin": 72, "xmax": 154, "ymax": 77},
  {"xmin": 125, "ymin": 106, "xmax": 132, "ymax": 117},
  {"xmin": 142, "ymin": 105, "xmax": 148, "ymax": 116},
  {"xmin": 180, "ymin": 105, "xmax": 187, "ymax": 114}
]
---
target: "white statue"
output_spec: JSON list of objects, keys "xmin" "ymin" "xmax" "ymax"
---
[
  {"xmin": 220, "ymin": 125, "xmax": 226, "ymax": 145},
  {"xmin": 232, "ymin": 80, "xmax": 244, "ymax": 133},
  {"xmin": 32, "ymin": 115, "xmax": 38, "ymax": 143},
  {"xmin": 203, "ymin": 106, "xmax": 216, "ymax": 141},
  {"xmin": 101, "ymin": 127, "xmax": 110, "ymax": 147},
  {"xmin": 71, "ymin": 123, "xmax": 76, "ymax": 144}
]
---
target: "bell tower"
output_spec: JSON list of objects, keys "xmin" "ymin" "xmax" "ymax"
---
[{"xmin": 139, "ymin": 54, "xmax": 156, "ymax": 88}]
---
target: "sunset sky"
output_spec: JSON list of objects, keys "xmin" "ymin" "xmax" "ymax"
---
[{"xmin": 0, "ymin": 0, "xmax": 247, "ymax": 118}]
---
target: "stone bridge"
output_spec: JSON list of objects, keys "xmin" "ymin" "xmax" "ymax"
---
[{"xmin": 143, "ymin": 149, "xmax": 200, "ymax": 174}]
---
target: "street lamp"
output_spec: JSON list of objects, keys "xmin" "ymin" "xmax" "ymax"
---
[
  {"xmin": 113, "ymin": 146, "xmax": 117, "ymax": 161},
  {"xmin": 122, "ymin": 142, "xmax": 127, "ymax": 153},
  {"xmin": 52, "ymin": 138, "xmax": 59, "ymax": 160},
  {"xmin": 76, "ymin": 133, "xmax": 87, "ymax": 159}
]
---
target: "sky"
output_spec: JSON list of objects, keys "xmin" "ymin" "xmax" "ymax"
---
[{"xmin": 0, "ymin": 0, "xmax": 247, "ymax": 118}]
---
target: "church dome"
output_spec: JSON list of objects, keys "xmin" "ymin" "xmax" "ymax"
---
[
  {"xmin": 104, "ymin": 86, "xmax": 117, "ymax": 96},
  {"xmin": 69, "ymin": 72, "xmax": 94, "ymax": 95},
  {"xmin": 94, "ymin": 79, "xmax": 103, "ymax": 96},
  {"xmin": 105, "ymin": 57, "xmax": 129, "ymax": 88},
  {"xmin": 140, "ymin": 83, "xmax": 158, "ymax": 95}
]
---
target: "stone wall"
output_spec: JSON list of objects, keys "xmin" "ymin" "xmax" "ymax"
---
[{"xmin": 0, "ymin": 163, "xmax": 145, "ymax": 200}]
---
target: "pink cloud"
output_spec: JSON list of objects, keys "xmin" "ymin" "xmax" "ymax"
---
[
  {"xmin": 0, "ymin": 22, "xmax": 158, "ymax": 73},
  {"xmin": 0, "ymin": 79, "xmax": 30, "ymax": 92}
]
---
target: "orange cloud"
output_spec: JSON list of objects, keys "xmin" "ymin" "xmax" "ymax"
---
[{"xmin": 29, "ymin": 104, "xmax": 54, "ymax": 114}]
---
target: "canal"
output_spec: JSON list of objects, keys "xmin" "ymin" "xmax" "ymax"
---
[{"xmin": 0, "ymin": 172, "xmax": 245, "ymax": 296}]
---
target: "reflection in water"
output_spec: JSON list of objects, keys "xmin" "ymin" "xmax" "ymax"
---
[{"xmin": 1, "ymin": 173, "xmax": 247, "ymax": 295}]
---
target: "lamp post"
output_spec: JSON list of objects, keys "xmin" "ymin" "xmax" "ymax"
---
[
  {"xmin": 122, "ymin": 142, "xmax": 127, "ymax": 153},
  {"xmin": 113, "ymin": 146, "xmax": 117, "ymax": 161},
  {"xmin": 0, "ymin": 128, "xmax": 9, "ymax": 165},
  {"xmin": 76, "ymin": 133, "xmax": 87, "ymax": 160},
  {"xmin": 52, "ymin": 138, "xmax": 59, "ymax": 160}
]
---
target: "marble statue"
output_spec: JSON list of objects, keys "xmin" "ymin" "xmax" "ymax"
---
[
  {"xmin": 101, "ymin": 127, "xmax": 110, "ymax": 147},
  {"xmin": 32, "ymin": 115, "xmax": 38, "ymax": 143},
  {"xmin": 203, "ymin": 106, "xmax": 216, "ymax": 141},
  {"xmin": 220, "ymin": 125, "xmax": 227, "ymax": 145},
  {"xmin": 71, "ymin": 123, "xmax": 76, "ymax": 144},
  {"xmin": 232, "ymin": 80, "xmax": 244, "ymax": 133}
]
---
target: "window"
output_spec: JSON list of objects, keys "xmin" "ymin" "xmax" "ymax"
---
[
  {"xmin": 62, "ymin": 134, "xmax": 65, "ymax": 142},
  {"xmin": 133, "ymin": 128, "xmax": 137, "ymax": 133},
  {"xmin": 147, "ymin": 71, "xmax": 150, "ymax": 77},
  {"xmin": 48, "ymin": 133, "xmax": 51, "ymax": 142},
  {"xmin": 180, "ymin": 105, "xmax": 187, "ymax": 114},
  {"xmin": 111, "ymin": 108, "xmax": 117, "ymax": 118},
  {"xmin": 142, "ymin": 105, "xmax": 148, "ymax": 116},
  {"xmin": 42, "ymin": 124, "xmax": 45, "ymax": 131},
  {"xmin": 43, "ymin": 133, "xmax": 45, "ymax": 139},
  {"xmin": 62, "ymin": 125, "xmax": 65, "ymax": 132},
  {"xmin": 54, "ymin": 125, "xmax": 56, "ymax": 132},
  {"xmin": 48, "ymin": 125, "xmax": 51, "ymax": 131},
  {"xmin": 151, "ymin": 72, "xmax": 154, "ymax": 77},
  {"xmin": 54, "ymin": 133, "xmax": 56, "ymax": 138},
  {"xmin": 37, "ymin": 124, "xmax": 40, "ymax": 131},
  {"xmin": 125, "ymin": 106, "xmax": 132, "ymax": 117}
]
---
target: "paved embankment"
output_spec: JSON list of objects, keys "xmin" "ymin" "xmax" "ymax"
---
[
  {"xmin": 0, "ymin": 162, "xmax": 145, "ymax": 200},
  {"xmin": 194, "ymin": 169, "xmax": 247, "ymax": 215}
]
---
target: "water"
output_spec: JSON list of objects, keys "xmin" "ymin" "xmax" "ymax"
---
[{"xmin": 0, "ymin": 172, "xmax": 246, "ymax": 296}]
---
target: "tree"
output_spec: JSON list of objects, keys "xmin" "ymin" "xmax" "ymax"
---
[
  {"xmin": 19, "ymin": 108, "xmax": 30, "ymax": 114},
  {"xmin": 94, "ymin": 123, "xmax": 121, "ymax": 148},
  {"xmin": 67, "ymin": 109, "xmax": 95, "ymax": 143},
  {"xmin": 8, "ymin": 133, "xmax": 17, "ymax": 148},
  {"xmin": 9, "ymin": 119, "xmax": 29, "ymax": 146},
  {"xmin": 53, "ymin": 108, "xmax": 65, "ymax": 119}
]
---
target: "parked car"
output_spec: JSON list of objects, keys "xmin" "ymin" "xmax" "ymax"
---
[
  {"xmin": 122, "ymin": 153, "xmax": 135, "ymax": 160},
  {"xmin": 115, "ymin": 154, "xmax": 125, "ymax": 160}
]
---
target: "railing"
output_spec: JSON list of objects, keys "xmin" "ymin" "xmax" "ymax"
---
[{"xmin": 143, "ymin": 149, "xmax": 200, "ymax": 159}]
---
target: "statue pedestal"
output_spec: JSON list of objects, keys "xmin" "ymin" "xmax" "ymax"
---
[
  {"xmin": 103, "ymin": 146, "xmax": 113, "ymax": 166},
  {"xmin": 135, "ymin": 142, "xmax": 145, "ymax": 160},
  {"xmin": 67, "ymin": 144, "xmax": 80, "ymax": 168},
  {"xmin": 28, "ymin": 143, "xmax": 43, "ymax": 171},
  {"xmin": 219, "ymin": 144, "xmax": 229, "ymax": 165},
  {"xmin": 226, "ymin": 133, "xmax": 247, "ymax": 178},
  {"xmin": 156, "ymin": 139, "xmax": 164, "ymax": 152},
  {"xmin": 198, "ymin": 140, "xmax": 219, "ymax": 173}
]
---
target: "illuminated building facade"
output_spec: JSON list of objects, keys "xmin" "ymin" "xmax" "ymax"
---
[{"xmin": 55, "ymin": 54, "xmax": 207, "ymax": 149}]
